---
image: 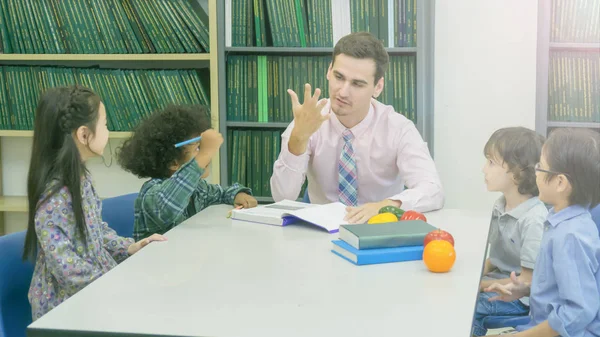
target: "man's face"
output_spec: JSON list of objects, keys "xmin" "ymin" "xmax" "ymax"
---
[{"xmin": 327, "ymin": 54, "xmax": 383, "ymax": 118}]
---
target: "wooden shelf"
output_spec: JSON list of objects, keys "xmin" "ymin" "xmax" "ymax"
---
[
  {"xmin": 0, "ymin": 130, "xmax": 133, "ymax": 138},
  {"xmin": 549, "ymin": 42, "xmax": 600, "ymax": 51},
  {"xmin": 0, "ymin": 196, "xmax": 28, "ymax": 212},
  {"xmin": 547, "ymin": 121, "xmax": 600, "ymax": 129},
  {"xmin": 225, "ymin": 47, "xmax": 417, "ymax": 55},
  {"xmin": 226, "ymin": 122, "xmax": 289, "ymax": 128},
  {"xmin": 0, "ymin": 54, "xmax": 211, "ymax": 61}
]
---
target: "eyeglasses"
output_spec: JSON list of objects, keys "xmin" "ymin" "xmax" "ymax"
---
[{"xmin": 534, "ymin": 163, "xmax": 570, "ymax": 179}]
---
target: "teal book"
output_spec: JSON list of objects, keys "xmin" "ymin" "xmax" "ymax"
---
[
  {"xmin": 332, "ymin": 240, "xmax": 424, "ymax": 266},
  {"xmin": 338, "ymin": 220, "xmax": 436, "ymax": 250}
]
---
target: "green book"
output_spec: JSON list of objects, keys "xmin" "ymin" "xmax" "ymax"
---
[
  {"xmin": 339, "ymin": 220, "xmax": 437, "ymax": 250},
  {"xmin": 262, "ymin": 130, "xmax": 272, "ymax": 196},
  {"xmin": 251, "ymin": 130, "xmax": 262, "ymax": 196}
]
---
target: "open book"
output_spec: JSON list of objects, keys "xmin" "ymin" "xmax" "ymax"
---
[{"xmin": 230, "ymin": 199, "xmax": 349, "ymax": 233}]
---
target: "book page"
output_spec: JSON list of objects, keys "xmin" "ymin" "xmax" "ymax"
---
[
  {"xmin": 286, "ymin": 202, "xmax": 350, "ymax": 232},
  {"xmin": 233, "ymin": 200, "xmax": 313, "ymax": 219}
]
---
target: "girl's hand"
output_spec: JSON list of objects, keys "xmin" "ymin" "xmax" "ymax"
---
[{"xmin": 127, "ymin": 234, "xmax": 168, "ymax": 255}]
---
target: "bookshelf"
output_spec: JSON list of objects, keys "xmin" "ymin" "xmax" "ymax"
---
[
  {"xmin": 0, "ymin": 0, "xmax": 220, "ymax": 235},
  {"xmin": 535, "ymin": 0, "xmax": 600, "ymax": 136},
  {"xmin": 217, "ymin": 0, "xmax": 434, "ymax": 203}
]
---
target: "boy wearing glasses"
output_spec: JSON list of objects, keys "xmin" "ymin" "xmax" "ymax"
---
[
  {"xmin": 486, "ymin": 128, "xmax": 600, "ymax": 336},
  {"xmin": 117, "ymin": 105, "xmax": 256, "ymax": 241},
  {"xmin": 472, "ymin": 127, "xmax": 548, "ymax": 336}
]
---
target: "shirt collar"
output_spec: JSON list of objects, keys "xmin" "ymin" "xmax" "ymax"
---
[
  {"xmin": 546, "ymin": 204, "xmax": 589, "ymax": 228},
  {"xmin": 493, "ymin": 196, "xmax": 543, "ymax": 219},
  {"xmin": 329, "ymin": 99, "xmax": 375, "ymax": 139}
]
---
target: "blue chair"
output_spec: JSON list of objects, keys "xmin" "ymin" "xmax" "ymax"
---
[
  {"xmin": 101, "ymin": 193, "xmax": 138, "ymax": 238},
  {"xmin": 302, "ymin": 189, "xmax": 310, "ymax": 203},
  {"xmin": 483, "ymin": 314, "xmax": 530, "ymax": 330},
  {"xmin": 0, "ymin": 231, "xmax": 35, "ymax": 337}
]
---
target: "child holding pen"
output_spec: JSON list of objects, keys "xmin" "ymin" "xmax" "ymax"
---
[{"xmin": 117, "ymin": 105, "xmax": 256, "ymax": 241}]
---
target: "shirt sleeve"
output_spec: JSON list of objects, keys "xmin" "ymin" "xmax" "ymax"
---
[
  {"xmin": 270, "ymin": 121, "xmax": 311, "ymax": 202},
  {"xmin": 547, "ymin": 232, "xmax": 600, "ymax": 336},
  {"xmin": 518, "ymin": 214, "xmax": 545, "ymax": 269},
  {"xmin": 197, "ymin": 178, "xmax": 252, "ymax": 206},
  {"xmin": 387, "ymin": 123, "xmax": 444, "ymax": 212},
  {"xmin": 35, "ymin": 187, "xmax": 105, "ymax": 292},
  {"xmin": 139, "ymin": 159, "xmax": 203, "ymax": 234},
  {"xmin": 101, "ymin": 222, "xmax": 135, "ymax": 263}
]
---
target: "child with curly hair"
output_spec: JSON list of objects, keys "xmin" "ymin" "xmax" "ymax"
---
[{"xmin": 118, "ymin": 105, "xmax": 256, "ymax": 241}]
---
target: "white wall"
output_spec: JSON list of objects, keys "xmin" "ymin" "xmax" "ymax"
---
[{"xmin": 434, "ymin": 0, "xmax": 539, "ymax": 211}]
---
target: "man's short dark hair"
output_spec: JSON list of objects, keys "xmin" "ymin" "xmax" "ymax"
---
[
  {"xmin": 332, "ymin": 32, "xmax": 389, "ymax": 84},
  {"xmin": 484, "ymin": 127, "xmax": 546, "ymax": 196},
  {"xmin": 544, "ymin": 128, "xmax": 600, "ymax": 208}
]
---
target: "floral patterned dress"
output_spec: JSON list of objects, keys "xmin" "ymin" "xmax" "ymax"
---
[{"xmin": 28, "ymin": 176, "xmax": 134, "ymax": 320}]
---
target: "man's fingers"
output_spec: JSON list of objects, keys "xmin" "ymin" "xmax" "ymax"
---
[
  {"xmin": 312, "ymin": 87, "xmax": 322, "ymax": 101},
  {"xmin": 287, "ymin": 89, "xmax": 300, "ymax": 107},
  {"xmin": 356, "ymin": 215, "xmax": 370, "ymax": 224},
  {"xmin": 303, "ymin": 83, "xmax": 312, "ymax": 104},
  {"xmin": 347, "ymin": 210, "xmax": 365, "ymax": 224},
  {"xmin": 344, "ymin": 207, "xmax": 359, "ymax": 221}
]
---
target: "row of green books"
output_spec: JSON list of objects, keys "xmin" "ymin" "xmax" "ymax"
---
[
  {"xmin": 550, "ymin": 0, "xmax": 600, "ymax": 43},
  {"xmin": 225, "ymin": 55, "xmax": 417, "ymax": 124},
  {"xmin": 228, "ymin": 0, "xmax": 417, "ymax": 48},
  {"xmin": 0, "ymin": 0, "xmax": 210, "ymax": 54},
  {"xmin": 0, "ymin": 66, "xmax": 210, "ymax": 131},
  {"xmin": 378, "ymin": 55, "xmax": 417, "ymax": 123},
  {"xmin": 548, "ymin": 51, "xmax": 600, "ymax": 123},
  {"xmin": 350, "ymin": 0, "xmax": 418, "ymax": 48},
  {"xmin": 226, "ymin": 55, "xmax": 331, "ymax": 123},
  {"xmin": 226, "ymin": 128, "xmax": 307, "ymax": 198}
]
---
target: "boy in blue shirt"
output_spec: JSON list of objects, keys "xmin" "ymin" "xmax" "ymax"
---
[
  {"xmin": 472, "ymin": 127, "xmax": 548, "ymax": 336},
  {"xmin": 486, "ymin": 128, "xmax": 600, "ymax": 337}
]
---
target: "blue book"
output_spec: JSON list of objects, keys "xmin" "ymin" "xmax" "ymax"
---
[{"xmin": 331, "ymin": 240, "xmax": 424, "ymax": 266}]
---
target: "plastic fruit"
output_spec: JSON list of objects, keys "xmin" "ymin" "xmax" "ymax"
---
[
  {"xmin": 423, "ymin": 240, "xmax": 456, "ymax": 273},
  {"xmin": 378, "ymin": 205, "xmax": 405, "ymax": 219},
  {"xmin": 400, "ymin": 210, "xmax": 427, "ymax": 222},
  {"xmin": 423, "ymin": 229, "xmax": 455, "ymax": 247},
  {"xmin": 367, "ymin": 212, "xmax": 398, "ymax": 224}
]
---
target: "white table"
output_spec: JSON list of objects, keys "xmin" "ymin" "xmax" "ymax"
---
[{"xmin": 28, "ymin": 205, "xmax": 491, "ymax": 337}]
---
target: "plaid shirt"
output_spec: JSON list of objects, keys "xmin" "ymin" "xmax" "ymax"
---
[{"xmin": 133, "ymin": 159, "xmax": 251, "ymax": 241}]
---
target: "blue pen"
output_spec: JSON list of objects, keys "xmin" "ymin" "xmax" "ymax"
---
[{"xmin": 174, "ymin": 136, "xmax": 202, "ymax": 148}]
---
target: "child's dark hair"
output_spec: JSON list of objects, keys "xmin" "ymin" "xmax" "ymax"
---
[
  {"xmin": 544, "ymin": 128, "xmax": 600, "ymax": 208},
  {"xmin": 117, "ymin": 105, "xmax": 211, "ymax": 179},
  {"xmin": 23, "ymin": 86, "xmax": 102, "ymax": 261},
  {"xmin": 484, "ymin": 127, "xmax": 546, "ymax": 196}
]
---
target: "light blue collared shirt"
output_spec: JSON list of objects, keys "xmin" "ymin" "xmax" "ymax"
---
[{"xmin": 517, "ymin": 205, "xmax": 600, "ymax": 336}]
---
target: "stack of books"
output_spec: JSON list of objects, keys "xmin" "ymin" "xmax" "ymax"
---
[{"xmin": 332, "ymin": 220, "xmax": 436, "ymax": 265}]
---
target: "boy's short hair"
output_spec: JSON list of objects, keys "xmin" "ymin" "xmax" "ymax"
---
[
  {"xmin": 544, "ymin": 128, "xmax": 600, "ymax": 208},
  {"xmin": 117, "ymin": 105, "xmax": 211, "ymax": 179},
  {"xmin": 484, "ymin": 127, "xmax": 546, "ymax": 196}
]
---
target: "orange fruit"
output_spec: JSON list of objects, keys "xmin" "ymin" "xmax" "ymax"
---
[
  {"xmin": 367, "ymin": 212, "xmax": 398, "ymax": 224},
  {"xmin": 423, "ymin": 240, "xmax": 456, "ymax": 273}
]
